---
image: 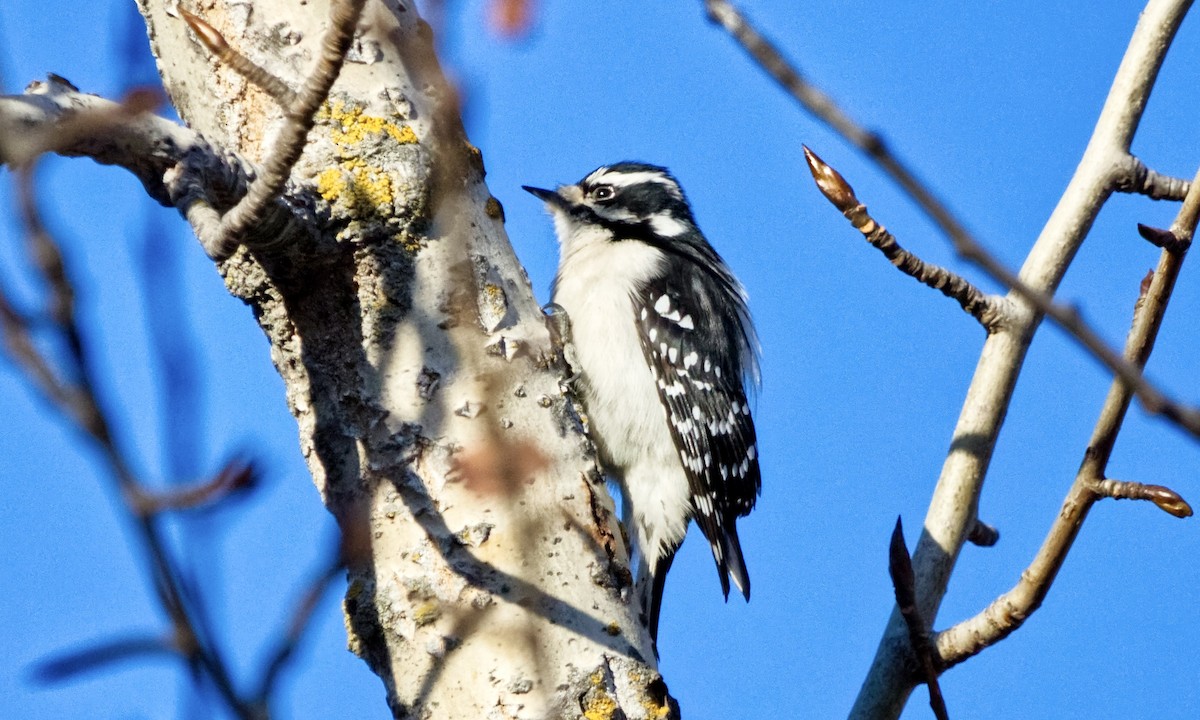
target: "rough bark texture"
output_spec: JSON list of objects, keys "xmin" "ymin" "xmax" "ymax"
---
[{"xmin": 131, "ymin": 1, "xmax": 670, "ymax": 717}]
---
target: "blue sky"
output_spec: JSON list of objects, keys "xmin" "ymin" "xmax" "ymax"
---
[{"xmin": 3, "ymin": 2, "xmax": 1200, "ymax": 718}]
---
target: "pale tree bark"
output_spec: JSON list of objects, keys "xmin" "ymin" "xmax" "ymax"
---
[{"xmin": 1, "ymin": 0, "xmax": 669, "ymax": 717}]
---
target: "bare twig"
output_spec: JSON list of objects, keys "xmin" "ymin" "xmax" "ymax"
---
[
  {"xmin": 0, "ymin": 77, "xmax": 251, "ymax": 209},
  {"xmin": 934, "ymin": 162, "xmax": 1200, "ymax": 671},
  {"xmin": 803, "ymin": 146, "xmax": 1005, "ymax": 330},
  {"xmin": 253, "ymin": 556, "xmax": 343, "ymax": 707},
  {"xmin": 32, "ymin": 635, "xmax": 177, "ymax": 683},
  {"xmin": 705, "ymin": 0, "xmax": 980, "ymax": 255},
  {"xmin": 5, "ymin": 167, "xmax": 251, "ymax": 717},
  {"xmin": 1113, "ymin": 153, "xmax": 1191, "ymax": 200},
  {"xmin": 965, "ymin": 519, "xmax": 999, "ymax": 548},
  {"xmin": 805, "ymin": 146, "xmax": 1200, "ymax": 437},
  {"xmin": 208, "ymin": 0, "xmax": 367, "ymax": 259},
  {"xmin": 180, "ymin": 9, "xmax": 299, "ymax": 107},
  {"xmin": 888, "ymin": 518, "xmax": 949, "ymax": 720},
  {"xmin": 131, "ymin": 460, "xmax": 260, "ymax": 516}
]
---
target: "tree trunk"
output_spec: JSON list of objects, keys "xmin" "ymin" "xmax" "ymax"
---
[{"xmin": 131, "ymin": 0, "xmax": 671, "ymax": 716}]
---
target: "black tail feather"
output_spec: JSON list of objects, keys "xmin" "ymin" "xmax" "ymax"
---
[
  {"xmin": 721, "ymin": 526, "xmax": 751, "ymax": 601},
  {"xmin": 646, "ymin": 552, "xmax": 675, "ymax": 644}
]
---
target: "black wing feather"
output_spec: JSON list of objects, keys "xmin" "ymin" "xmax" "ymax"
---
[{"xmin": 635, "ymin": 270, "xmax": 761, "ymax": 602}]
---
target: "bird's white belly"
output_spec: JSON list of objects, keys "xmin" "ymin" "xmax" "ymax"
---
[{"xmin": 553, "ymin": 242, "xmax": 692, "ymax": 560}]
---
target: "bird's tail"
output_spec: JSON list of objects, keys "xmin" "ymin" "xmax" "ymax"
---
[
  {"xmin": 716, "ymin": 526, "xmax": 751, "ymax": 602},
  {"xmin": 639, "ymin": 552, "xmax": 676, "ymax": 646}
]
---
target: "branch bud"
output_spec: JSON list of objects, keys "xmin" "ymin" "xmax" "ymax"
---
[
  {"xmin": 1145, "ymin": 485, "xmax": 1193, "ymax": 518},
  {"xmin": 1137, "ymin": 223, "xmax": 1190, "ymax": 255},
  {"xmin": 803, "ymin": 145, "xmax": 859, "ymax": 212},
  {"xmin": 1095, "ymin": 477, "xmax": 1193, "ymax": 518},
  {"xmin": 180, "ymin": 9, "xmax": 229, "ymax": 55}
]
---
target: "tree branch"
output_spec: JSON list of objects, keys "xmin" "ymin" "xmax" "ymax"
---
[
  {"xmin": 803, "ymin": 145, "xmax": 1007, "ymax": 331},
  {"xmin": 850, "ymin": 1, "xmax": 1195, "ymax": 716},
  {"xmin": 3, "ymin": 167, "xmax": 252, "ymax": 716},
  {"xmin": 934, "ymin": 161, "xmax": 1200, "ymax": 672},
  {"xmin": 1112, "ymin": 153, "xmax": 1191, "ymax": 200},
  {"xmin": 704, "ymin": 0, "xmax": 980, "ymax": 256},
  {"xmin": 206, "ymin": 0, "xmax": 367, "ymax": 259},
  {"xmin": 180, "ymin": 9, "xmax": 299, "ymax": 107}
]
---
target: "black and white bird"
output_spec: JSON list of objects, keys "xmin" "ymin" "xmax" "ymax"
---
[{"xmin": 523, "ymin": 163, "xmax": 761, "ymax": 643}]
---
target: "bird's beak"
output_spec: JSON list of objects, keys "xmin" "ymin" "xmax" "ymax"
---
[{"xmin": 522, "ymin": 185, "xmax": 568, "ymax": 209}]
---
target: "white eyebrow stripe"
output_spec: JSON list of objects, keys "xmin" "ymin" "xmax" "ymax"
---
[{"xmin": 591, "ymin": 170, "xmax": 684, "ymax": 199}]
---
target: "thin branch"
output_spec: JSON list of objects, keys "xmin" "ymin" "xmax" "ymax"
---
[
  {"xmin": 0, "ymin": 77, "xmax": 249, "ymax": 208},
  {"xmin": 131, "ymin": 459, "xmax": 260, "ymax": 516},
  {"xmin": 208, "ymin": 0, "xmax": 367, "ymax": 259},
  {"xmin": 180, "ymin": 9, "xmax": 299, "ymax": 107},
  {"xmin": 4, "ymin": 168, "xmax": 253, "ymax": 718},
  {"xmin": 965, "ymin": 519, "xmax": 999, "ymax": 548},
  {"xmin": 32, "ymin": 635, "xmax": 177, "ymax": 683},
  {"xmin": 888, "ymin": 518, "xmax": 949, "ymax": 720},
  {"xmin": 253, "ymin": 556, "xmax": 344, "ymax": 706},
  {"xmin": 1113, "ymin": 153, "xmax": 1191, "ymax": 201},
  {"xmin": 705, "ymin": 0, "xmax": 979, "ymax": 255},
  {"xmin": 942, "ymin": 218, "xmax": 1200, "ymax": 438},
  {"xmin": 934, "ymin": 162, "xmax": 1200, "ymax": 671},
  {"xmin": 803, "ymin": 146, "xmax": 1005, "ymax": 330},
  {"xmin": 806, "ymin": 147, "xmax": 1200, "ymax": 436}
]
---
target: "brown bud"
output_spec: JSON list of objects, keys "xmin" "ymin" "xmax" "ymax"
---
[
  {"xmin": 1137, "ymin": 223, "xmax": 1189, "ymax": 255},
  {"xmin": 180, "ymin": 8, "xmax": 229, "ymax": 54},
  {"xmin": 803, "ymin": 145, "xmax": 859, "ymax": 212},
  {"xmin": 887, "ymin": 516, "xmax": 916, "ymax": 610},
  {"xmin": 1146, "ymin": 485, "xmax": 1193, "ymax": 518}
]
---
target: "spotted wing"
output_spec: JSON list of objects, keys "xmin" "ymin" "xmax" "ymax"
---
[{"xmin": 635, "ymin": 285, "xmax": 760, "ymax": 599}]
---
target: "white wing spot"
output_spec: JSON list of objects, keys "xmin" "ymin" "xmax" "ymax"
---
[
  {"xmin": 654, "ymin": 294, "xmax": 671, "ymax": 314},
  {"xmin": 648, "ymin": 327, "xmax": 658, "ymax": 342},
  {"xmin": 678, "ymin": 314, "xmax": 694, "ymax": 330},
  {"xmin": 684, "ymin": 351, "xmax": 698, "ymax": 369},
  {"xmin": 668, "ymin": 346, "xmax": 678, "ymax": 363}
]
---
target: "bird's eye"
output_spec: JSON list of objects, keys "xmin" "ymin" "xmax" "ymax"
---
[{"xmin": 592, "ymin": 185, "xmax": 615, "ymax": 202}]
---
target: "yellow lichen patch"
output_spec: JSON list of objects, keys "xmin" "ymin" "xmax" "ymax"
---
[
  {"xmin": 603, "ymin": 622, "xmax": 621, "ymax": 637},
  {"xmin": 318, "ymin": 158, "xmax": 397, "ymax": 217},
  {"xmin": 485, "ymin": 196, "xmax": 504, "ymax": 220},
  {"xmin": 642, "ymin": 697, "xmax": 673, "ymax": 719},
  {"xmin": 317, "ymin": 167, "xmax": 348, "ymax": 203},
  {"xmin": 582, "ymin": 670, "xmax": 619, "ymax": 720},
  {"xmin": 321, "ymin": 100, "xmax": 418, "ymax": 147},
  {"xmin": 413, "ymin": 600, "xmax": 441, "ymax": 627},
  {"xmin": 396, "ymin": 232, "xmax": 424, "ymax": 253}
]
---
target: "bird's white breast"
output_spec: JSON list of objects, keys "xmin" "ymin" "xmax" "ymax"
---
[{"xmin": 551, "ymin": 230, "xmax": 692, "ymax": 558}]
